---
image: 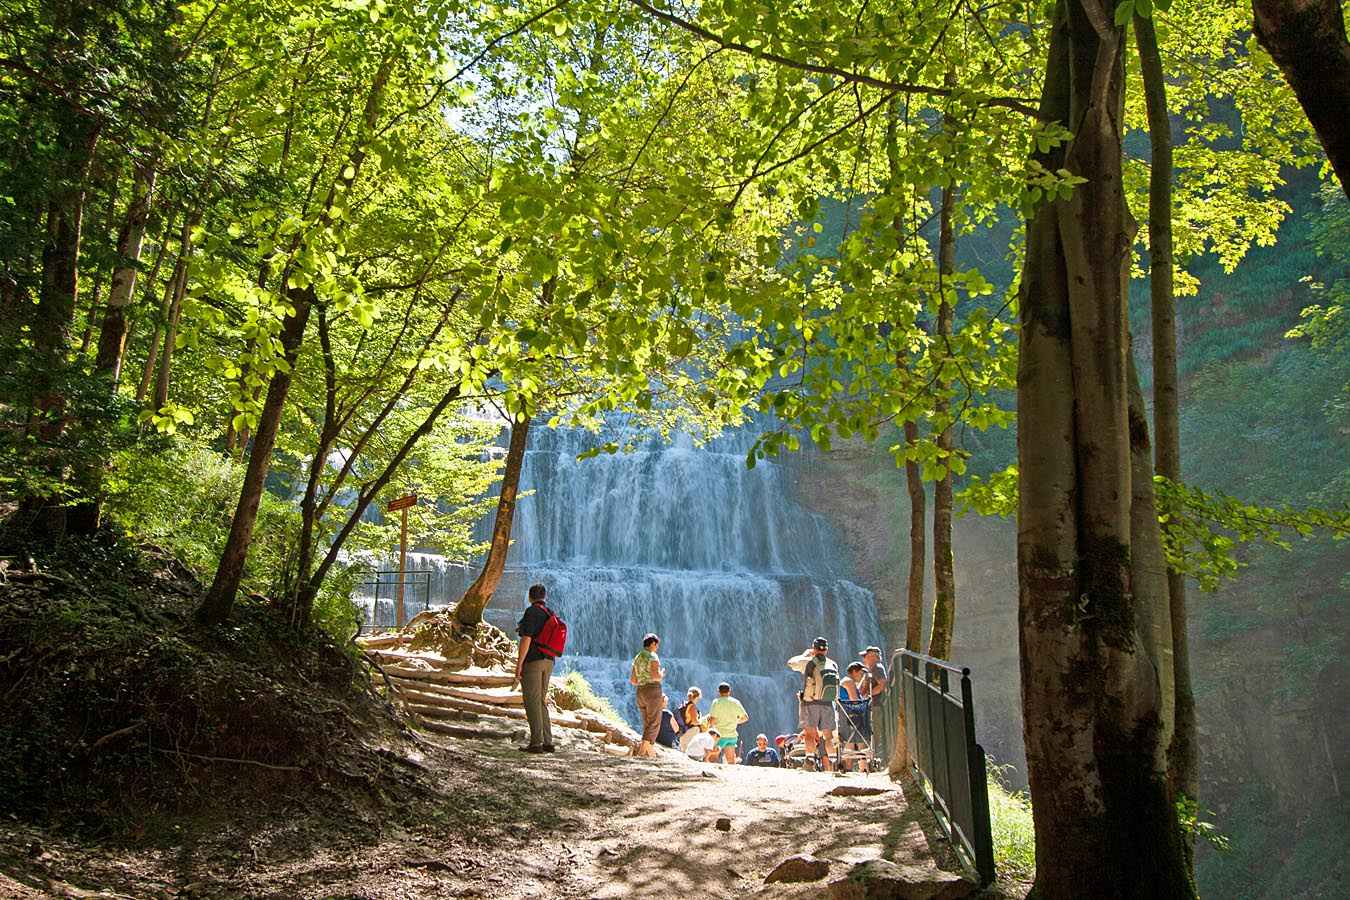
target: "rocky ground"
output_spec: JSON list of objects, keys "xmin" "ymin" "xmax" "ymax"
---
[{"xmin": 0, "ymin": 725, "xmax": 1007, "ymax": 900}]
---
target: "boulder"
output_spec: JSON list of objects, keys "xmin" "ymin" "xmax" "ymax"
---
[
  {"xmin": 828, "ymin": 859, "xmax": 977, "ymax": 900},
  {"xmin": 765, "ymin": 855, "xmax": 832, "ymax": 883},
  {"xmin": 714, "ymin": 817, "xmax": 732, "ymax": 831}
]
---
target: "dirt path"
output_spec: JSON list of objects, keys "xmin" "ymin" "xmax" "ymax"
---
[
  {"xmin": 544, "ymin": 742, "xmax": 963, "ymax": 899},
  {"xmin": 0, "ymin": 725, "xmax": 976, "ymax": 900}
]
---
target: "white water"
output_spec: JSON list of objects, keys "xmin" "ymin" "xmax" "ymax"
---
[{"xmin": 359, "ymin": 423, "xmax": 882, "ymax": 739}]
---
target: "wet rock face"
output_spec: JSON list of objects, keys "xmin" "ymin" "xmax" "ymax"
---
[
  {"xmin": 828, "ymin": 858, "xmax": 977, "ymax": 900},
  {"xmin": 764, "ymin": 854, "xmax": 831, "ymax": 883}
]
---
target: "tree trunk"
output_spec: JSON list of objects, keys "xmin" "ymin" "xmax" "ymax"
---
[
  {"xmin": 1252, "ymin": 0, "xmax": 1350, "ymax": 198},
  {"xmin": 1016, "ymin": 3, "xmax": 1194, "ymax": 897},
  {"xmin": 454, "ymin": 413, "xmax": 533, "ymax": 627},
  {"xmin": 1136, "ymin": 10, "xmax": 1199, "ymax": 847},
  {"xmin": 198, "ymin": 57, "xmax": 393, "ymax": 626},
  {"xmin": 21, "ymin": 110, "xmax": 101, "ymax": 537},
  {"xmin": 67, "ymin": 160, "xmax": 156, "ymax": 535},
  {"xmin": 290, "ymin": 379, "xmax": 469, "ymax": 628},
  {"xmin": 928, "ymin": 177, "xmax": 957, "ymax": 661},
  {"xmin": 95, "ymin": 161, "xmax": 156, "ymax": 382},
  {"xmin": 79, "ymin": 168, "xmax": 120, "ymax": 356},
  {"xmin": 289, "ymin": 305, "xmax": 342, "ymax": 621},
  {"xmin": 152, "ymin": 219, "xmax": 192, "ymax": 411},
  {"xmin": 904, "ymin": 419, "xmax": 926, "ymax": 651},
  {"xmin": 198, "ymin": 284, "xmax": 315, "ymax": 625}
]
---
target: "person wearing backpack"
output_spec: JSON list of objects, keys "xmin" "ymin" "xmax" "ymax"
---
[
  {"xmin": 674, "ymin": 686, "xmax": 703, "ymax": 752},
  {"xmin": 513, "ymin": 583, "xmax": 557, "ymax": 754},
  {"xmin": 787, "ymin": 636, "xmax": 839, "ymax": 772}
]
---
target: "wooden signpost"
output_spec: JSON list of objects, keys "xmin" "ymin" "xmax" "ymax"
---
[{"xmin": 386, "ymin": 493, "xmax": 418, "ymax": 626}]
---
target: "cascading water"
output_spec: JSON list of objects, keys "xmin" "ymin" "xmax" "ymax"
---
[{"xmin": 391, "ymin": 422, "xmax": 883, "ymax": 742}]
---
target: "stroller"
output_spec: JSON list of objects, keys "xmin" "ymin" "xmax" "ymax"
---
[{"xmin": 835, "ymin": 696, "xmax": 878, "ymax": 772}]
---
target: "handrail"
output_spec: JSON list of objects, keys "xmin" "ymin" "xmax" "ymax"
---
[
  {"xmin": 358, "ymin": 569, "xmax": 433, "ymax": 632},
  {"xmin": 876, "ymin": 648, "xmax": 995, "ymax": 886}
]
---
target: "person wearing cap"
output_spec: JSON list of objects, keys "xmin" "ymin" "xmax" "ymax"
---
[
  {"xmin": 742, "ymin": 733, "xmax": 781, "ymax": 767},
  {"xmin": 787, "ymin": 637, "xmax": 839, "ymax": 772},
  {"xmin": 686, "ymin": 726, "xmax": 718, "ymax": 762},
  {"xmin": 706, "ymin": 681, "xmax": 749, "ymax": 764},
  {"xmin": 859, "ymin": 646, "xmax": 888, "ymax": 698}
]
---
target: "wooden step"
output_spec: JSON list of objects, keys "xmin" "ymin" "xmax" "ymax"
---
[
  {"xmin": 365, "ymin": 648, "xmax": 469, "ymax": 670},
  {"xmin": 418, "ymin": 720, "xmax": 517, "ymax": 741},
  {"xmin": 379, "ymin": 664, "xmax": 517, "ymax": 688},
  {"xmin": 401, "ymin": 702, "xmax": 479, "ymax": 722},
  {"xmin": 357, "ymin": 634, "xmax": 410, "ymax": 650}
]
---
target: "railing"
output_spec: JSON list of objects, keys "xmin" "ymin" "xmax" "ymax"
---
[
  {"xmin": 357, "ymin": 569, "xmax": 432, "ymax": 632},
  {"xmin": 876, "ymin": 649, "xmax": 995, "ymax": 887}
]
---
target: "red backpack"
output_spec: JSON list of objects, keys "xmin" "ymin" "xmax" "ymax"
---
[{"xmin": 533, "ymin": 605, "xmax": 567, "ymax": 659}]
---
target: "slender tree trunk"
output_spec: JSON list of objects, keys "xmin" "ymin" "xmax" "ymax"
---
[
  {"xmin": 199, "ymin": 57, "xmax": 393, "ymax": 626},
  {"xmin": 1136, "ymin": 10, "xmax": 1199, "ymax": 849},
  {"xmin": 291, "ymin": 379, "xmax": 469, "ymax": 628},
  {"xmin": 1251, "ymin": 0, "xmax": 1350, "ymax": 197},
  {"xmin": 132, "ymin": 210, "xmax": 176, "ymax": 404},
  {"xmin": 152, "ymin": 219, "xmax": 192, "ymax": 410},
  {"xmin": 95, "ymin": 161, "xmax": 156, "ymax": 382},
  {"xmin": 928, "ymin": 177, "xmax": 957, "ymax": 661},
  {"xmin": 290, "ymin": 305, "xmax": 342, "ymax": 618},
  {"xmin": 198, "ymin": 284, "xmax": 315, "ymax": 624},
  {"xmin": 454, "ymin": 413, "xmax": 533, "ymax": 627},
  {"xmin": 68, "ymin": 152, "xmax": 154, "ymax": 533},
  {"xmin": 904, "ymin": 419, "xmax": 927, "ymax": 651},
  {"xmin": 79, "ymin": 168, "xmax": 120, "ymax": 356},
  {"xmin": 1017, "ymin": 3, "xmax": 1194, "ymax": 897}
]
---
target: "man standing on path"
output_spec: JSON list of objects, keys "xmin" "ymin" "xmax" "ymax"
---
[
  {"xmin": 859, "ymin": 646, "xmax": 887, "ymax": 698},
  {"xmin": 788, "ymin": 637, "xmax": 839, "ymax": 772},
  {"xmin": 706, "ymin": 681, "xmax": 749, "ymax": 764},
  {"xmin": 513, "ymin": 583, "xmax": 554, "ymax": 753},
  {"xmin": 859, "ymin": 645, "xmax": 888, "ymax": 739}
]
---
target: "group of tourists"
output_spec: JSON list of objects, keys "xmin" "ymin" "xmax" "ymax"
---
[
  {"xmin": 512, "ymin": 584, "xmax": 886, "ymax": 770},
  {"xmin": 786, "ymin": 636, "xmax": 887, "ymax": 771}
]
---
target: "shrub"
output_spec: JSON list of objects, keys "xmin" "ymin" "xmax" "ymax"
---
[
  {"xmin": 987, "ymin": 762, "xmax": 1036, "ymax": 883},
  {"xmin": 550, "ymin": 669, "xmax": 623, "ymax": 723}
]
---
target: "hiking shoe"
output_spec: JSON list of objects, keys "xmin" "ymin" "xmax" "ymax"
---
[
  {"xmin": 541, "ymin": 743, "xmax": 556, "ymax": 752},
  {"xmin": 519, "ymin": 744, "xmax": 546, "ymax": 753}
]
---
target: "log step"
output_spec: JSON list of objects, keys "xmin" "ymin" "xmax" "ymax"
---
[
  {"xmin": 418, "ymin": 720, "xmax": 517, "ymax": 741},
  {"xmin": 379, "ymin": 665, "xmax": 518, "ymax": 688},
  {"xmin": 365, "ymin": 648, "xmax": 469, "ymax": 670}
]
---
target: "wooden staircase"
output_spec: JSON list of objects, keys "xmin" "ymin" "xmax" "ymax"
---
[{"xmin": 358, "ymin": 633, "xmax": 641, "ymax": 753}]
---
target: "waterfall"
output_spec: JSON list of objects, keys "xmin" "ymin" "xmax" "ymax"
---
[{"xmin": 365, "ymin": 422, "xmax": 883, "ymax": 740}]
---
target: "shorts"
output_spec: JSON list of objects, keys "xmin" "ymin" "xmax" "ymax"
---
[
  {"xmin": 800, "ymin": 702, "xmax": 836, "ymax": 733},
  {"xmin": 715, "ymin": 736, "xmax": 737, "ymax": 749}
]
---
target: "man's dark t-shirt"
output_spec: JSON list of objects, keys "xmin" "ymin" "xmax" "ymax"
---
[
  {"xmin": 517, "ymin": 603, "xmax": 551, "ymax": 664},
  {"xmin": 743, "ymin": 747, "xmax": 782, "ymax": 767}
]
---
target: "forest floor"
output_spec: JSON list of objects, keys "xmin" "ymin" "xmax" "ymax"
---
[
  {"xmin": 0, "ymin": 531, "xmax": 1022, "ymax": 900},
  {"xmin": 0, "ymin": 727, "xmax": 1008, "ymax": 900}
]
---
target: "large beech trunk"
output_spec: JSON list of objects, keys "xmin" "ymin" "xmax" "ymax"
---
[
  {"xmin": 454, "ymin": 414, "xmax": 533, "ymax": 627},
  {"xmin": 1016, "ymin": 3, "xmax": 1193, "ymax": 897},
  {"xmin": 1252, "ymin": 0, "xmax": 1350, "ymax": 198},
  {"xmin": 928, "ymin": 178, "xmax": 957, "ymax": 661}
]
